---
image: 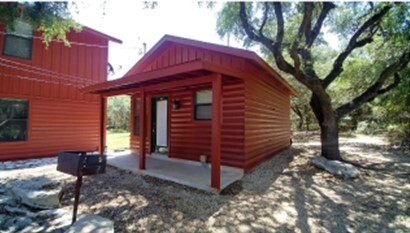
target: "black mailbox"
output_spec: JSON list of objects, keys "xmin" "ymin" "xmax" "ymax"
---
[{"xmin": 57, "ymin": 151, "xmax": 106, "ymax": 176}]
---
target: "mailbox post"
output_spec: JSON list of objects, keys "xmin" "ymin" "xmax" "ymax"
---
[{"xmin": 57, "ymin": 151, "xmax": 107, "ymax": 224}]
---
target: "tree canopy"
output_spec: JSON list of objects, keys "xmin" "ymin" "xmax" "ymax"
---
[
  {"xmin": 217, "ymin": 2, "xmax": 410, "ymax": 160},
  {"xmin": 0, "ymin": 2, "xmax": 80, "ymax": 45}
]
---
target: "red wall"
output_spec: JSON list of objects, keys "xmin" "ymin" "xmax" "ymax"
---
[
  {"xmin": 139, "ymin": 43, "xmax": 245, "ymax": 73},
  {"xmin": 128, "ymin": 41, "xmax": 291, "ymax": 170},
  {"xmin": 243, "ymin": 63, "xmax": 292, "ymax": 170},
  {"xmin": 0, "ymin": 27, "xmax": 109, "ymax": 160},
  {"xmin": 168, "ymin": 80, "xmax": 245, "ymax": 167},
  {"xmin": 130, "ymin": 79, "xmax": 245, "ymax": 168}
]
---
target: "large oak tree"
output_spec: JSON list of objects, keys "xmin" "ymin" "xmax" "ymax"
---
[{"xmin": 218, "ymin": 2, "xmax": 410, "ymax": 161}]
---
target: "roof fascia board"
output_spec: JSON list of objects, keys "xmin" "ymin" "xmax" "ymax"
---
[
  {"xmin": 83, "ymin": 26, "xmax": 122, "ymax": 44},
  {"xmin": 83, "ymin": 60, "xmax": 205, "ymax": 93}
]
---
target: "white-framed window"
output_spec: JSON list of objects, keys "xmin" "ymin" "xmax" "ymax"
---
[
  {"xmin": 194, "ymin": 89, "xmax": 212, "ymax": 120},
  {"xmin": 0, "ymin": 98, "xmax": 29, "ymax": 142},
  {"xmin": 3, "ymin": 20, "xmax": 33, "ymax": 60}
]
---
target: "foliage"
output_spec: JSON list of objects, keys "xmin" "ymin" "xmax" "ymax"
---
[
  {"xmin": 0, "ymin": 2, "xmax": 81, "ymax": 46},
  {"xmin": 107, "ymin": 95, "xmax": 130, "ymax": 131},
  {"xmin": 217, "ymin": 2, "xmax": 410, "ymax": 159}
]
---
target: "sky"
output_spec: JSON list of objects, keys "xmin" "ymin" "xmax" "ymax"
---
[
  {"xmin": 71, "ymin": 1, "xmax": 339, "ymax": 80},
  {"xmin": 71, "ymin": 1, "xmax": 235, "ymax": 79}
]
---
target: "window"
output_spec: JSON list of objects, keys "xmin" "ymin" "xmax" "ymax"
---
[
  {"xmin": 3, "ymin": 20, "xmax": 33, "ymax": 60},
  {"xmin": 133, "ymin": 98, "xmax": 140, "ymax": 136},
  {"xmin": 0, "ymin": 98, "xmax": 29, "ymax": 142},
  {"xmin": 194, "ymin": 89, "xmax": 212, "ymax": 120}
]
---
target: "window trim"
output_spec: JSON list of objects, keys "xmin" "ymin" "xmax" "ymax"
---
[
  {"xmin": 2, "ymin": 21, "xmax": 34, "ymax": 60},
  {"xmin": 194, "ymin": 89, "xmax": 212, "ymax": 121},
  {"xmin": 0, "ymin": 97, "xmax": 30, "ymax": 143}
]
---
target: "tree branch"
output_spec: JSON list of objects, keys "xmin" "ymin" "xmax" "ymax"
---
[
  {"xmin": 323, "ymin": 4, "xmax": 392, "ymax": 88},
  {"xmin": 301, "ymin": 2, "xmax": 313, "ymax": 43},
  {"xmin": 258, "ymin": 2, "xmax": 269, "ymax": 35},
  {"xmin": 290, "ymin": 3, "xmax": 313, "ymax": 73},
  {"xmin": 336, "ymin": 51, "xmax": 410, "ymax": 118},
  {"xmin": 306, "ymin": 2, "xmax": 336, "ymax": 48},
  {"xmin": 238, "ymin": 2, "xmax": 295, "ymax": 75}
]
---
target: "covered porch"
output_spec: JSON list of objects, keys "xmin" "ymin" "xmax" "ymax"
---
[
  {"xmin": 107, "ymin": 151, "xmax": 243, "ymax": 192},
  {"xmin": 85, "ymin": 59, "xmax": 246, "ymax": 192}
]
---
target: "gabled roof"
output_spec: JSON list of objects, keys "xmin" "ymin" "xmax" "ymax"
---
[
  {"xmin": 124, "ymin": 35, "xmax": 295, "ymax": 95},
  {"xmin": 84, "ymin": 35, "xmax": 297, "ymax": 95}
]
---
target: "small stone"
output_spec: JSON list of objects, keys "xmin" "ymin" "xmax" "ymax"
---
[
  {"xmin": 312, "ymin": 157, "xmax": 360, "ymax": 178},
  {"xmin": 65, "ymin": 214, "xmax": 114, "ymax": 233},
  {"xmin": 292, "ymin": 172, "xmax": 300, "ymax": 179}
]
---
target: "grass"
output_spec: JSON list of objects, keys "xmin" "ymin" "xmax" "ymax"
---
[{"xmin": 106, "ymin": 130, "xmax": 130, "ymax": 150}]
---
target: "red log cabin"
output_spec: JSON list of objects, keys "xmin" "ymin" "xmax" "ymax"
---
[
  {"xmin": 0, "ymin": 20, "xmax": 121, "ymax": 160},
  {"xmin": 85, "ymin": 35, "xmax": 297, "ymax": 190}
]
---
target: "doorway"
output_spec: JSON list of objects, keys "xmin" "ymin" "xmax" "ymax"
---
[{"xmin": 151, "ymin": 96, "xmax": 168, "ymax": 154}]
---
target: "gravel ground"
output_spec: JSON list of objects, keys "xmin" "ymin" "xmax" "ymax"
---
[{"xmin": 2, "ymin": 133, "xmax": 409, "ymax": 232}]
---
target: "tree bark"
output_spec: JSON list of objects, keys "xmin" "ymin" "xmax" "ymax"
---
[
  {"xmin": 291, "ymin": 105, "xmax": 304, "ymax": 131},
  {"xmin": 310, "ymin": 94, "xmax": 342, "ymax": 161}
]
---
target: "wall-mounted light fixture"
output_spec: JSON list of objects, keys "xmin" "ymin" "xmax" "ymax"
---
[{"xmin": 172, "ymin": 100, "xmax": 181, "ymax": 110}]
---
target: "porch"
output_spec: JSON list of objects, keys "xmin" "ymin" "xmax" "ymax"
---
[{"xmin": 107, "ymin": 151, "xmax": 244, "ymax": 192}]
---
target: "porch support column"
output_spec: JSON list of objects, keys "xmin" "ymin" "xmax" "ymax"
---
[
  {"xmin": 211, "ymin": 73, "xmax": 222, "ymax": 191},
  {"xmin": 139, "ymin": 88, "xmax": 146, "ymax": 170},
  {"xmin": 99, "ymin": 95, "xmax": 106, "ymax": 155}
]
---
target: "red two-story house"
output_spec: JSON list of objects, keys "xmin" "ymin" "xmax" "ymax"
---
[{"xmin": 0, "ymin": 20, "xmax": 121, "ymax": 161}]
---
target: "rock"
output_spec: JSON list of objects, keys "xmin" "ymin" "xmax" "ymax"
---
[
  {"xmin": 1, "ymin": 208, "xmax": 72, "ymax": 233},
  {"xmin": 0, "ymin": 194, "xmax": 16, "ymax": 206},
  {"xmin": 30, "ymin": 208, "xmax": 72, "ymax": 232},
  {"xmin": 312, "ymin": 157, "xmax": 360, "ymax": 179},
  {"xmin": 15, "ymin": 216, "xmax": 33, "ymax": 229},
  {"xmin": 0, "ymin": 214, "xmax": 5, "ymax": 226},
  {"xmin": 6, "ymin": 176, "xmax": 63, "ymax": 209},
  {"xmin": 2, "ymin": 216, "xmax": 34, "ymax": 233},
  {"xmin": 292, "ymin": 172, "xmax": 300, "ymax": 179},
  {"xmin": 65, "ymin": 215, "xmax": 114, "ymax": 233},
  {"xmin": 4, "ymin": 205, "xmax": 34, "ymax": 216}
]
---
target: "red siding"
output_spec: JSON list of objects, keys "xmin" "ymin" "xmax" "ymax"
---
[
  {"xmin": 169, "ymin": 80, "xmax": 244, "ymax": 167},
  {"xmin": 140, "ymin": 44, "xmax": 244, "ymax": 73},
  {"xmin": 0, "ymin": 27, "xmax": 109, "ymax": 160},
  {"xmin": 243, "ymin": 63, "xmax": 291, "ymax": 171},
  {"xmin": 130, "ymin": 79, "xmax": 245, "ymax": 168},
  {"xmin": 0, "ymin": 98, "xmax": 100, "ymax": 160},
  {"xmin": 127, "ymin": 39, "xmax": 292, "ymax": 171},
  {"xmin": 130, "ymin": 96, "xmax": 151, "ymax": 154}
]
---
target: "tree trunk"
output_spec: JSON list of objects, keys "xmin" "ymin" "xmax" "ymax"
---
[
  {"xmin": 292, "ymin": 106, "xmax": 305, "ymax": 131},
  {"xmin": 310, "ymin": 94, "xmax": 343, "ymax": 161},
  {"xmin": 319, "ymin": 119, "xmax": 341, "ymax": 160}
]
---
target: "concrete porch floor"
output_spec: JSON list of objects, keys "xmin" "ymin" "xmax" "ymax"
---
[{"xmin": 106, "ymin": 151, "xmax": 244, "ymax": 192}]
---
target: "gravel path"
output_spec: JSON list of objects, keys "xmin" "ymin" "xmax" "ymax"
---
[{"xmin": 2, "ymin": 133, "xmax": 409, "ymax": 232}]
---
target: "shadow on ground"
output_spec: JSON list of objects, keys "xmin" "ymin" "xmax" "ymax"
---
[{"xmin": 58, "ymin": 135, "xmax": 409, "ymax": 233}]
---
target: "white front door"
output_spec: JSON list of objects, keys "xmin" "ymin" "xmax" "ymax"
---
[{"xmin": 156, "ymin": 99, "xmax": 168, "ymax": 147}]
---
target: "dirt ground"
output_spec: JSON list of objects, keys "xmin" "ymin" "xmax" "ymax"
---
[{"xmin": 4, "ymin": 133, "xmax": 410, "ymax": 232}]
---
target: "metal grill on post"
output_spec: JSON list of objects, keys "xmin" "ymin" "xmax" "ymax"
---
[{"xmin": 56, "ymin": 151, "xmax": 107, "ymax": 224}]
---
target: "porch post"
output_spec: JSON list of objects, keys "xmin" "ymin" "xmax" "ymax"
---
[
  {"xmin": 139, "ymin": 88, "xmax": 146, "ymax": 170},
  {"xmin": 211, "ymin": 73, "xmax": 222, "ymax": 191},
  {"xmin": 99, "ymin": 95, "xmax": 106, "ymax": 155}
]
